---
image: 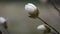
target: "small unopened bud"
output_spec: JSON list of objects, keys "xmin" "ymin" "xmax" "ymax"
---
[
  {"xmin": 0, "ymin": 17, "xmax": 7, "ymax": 29},
  {"xmin": 37, "ymin": 24, "xmax": 51, "ymax": 34}
]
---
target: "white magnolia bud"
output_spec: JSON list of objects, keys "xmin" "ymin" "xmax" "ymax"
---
[
  {"xmin": 0, "ymin": 17, "xmax": 6, "ymax": 24},
  {"xmin": 37, "ymin": 25, "xmax": 46, "ymax": 31},
  {"xmin": 25, "ymin": 3, "xmax": 37, "ymax": 13}
]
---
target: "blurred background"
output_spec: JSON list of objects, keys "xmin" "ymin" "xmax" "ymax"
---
[{"xmin": 0, "ymin": 0, "xmax": 60, "ymax": 34}]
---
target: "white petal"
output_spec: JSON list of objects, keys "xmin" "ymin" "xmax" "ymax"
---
[
  {"xmin": 25, "ymin": 3, "xmax": 37, "ymax": 13},
  {"xmin": 0, "ymin": 17, "xmax": 6, "ymax": 23},
  {"xmin": 25, "ymin": 5, "xmax": 34, "ymax": 12},
  {"xmin": 37, "ymin": 25, "xmax": 46, "ymax": 31},
  {"xmin": 27, "ymin": 3, "xmax": 37, "ymax": 10}
]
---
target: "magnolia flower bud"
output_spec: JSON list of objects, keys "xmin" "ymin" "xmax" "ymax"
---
[
  {"xmin": 0, "ymin": 17, "xmax": 6, "ymax": 24},
  {"xmin": 37, "ymin": 25, "xmax": 46, "ymax": 31},
  {"xmin": 0, "ymin": 17, "xmax": 7, "ymax": 29},
  {"xmin": 25, "ymin": 3, "xmax": 39, "ymax": 18},
  {"xmin": 37, "ymin": 24, "xmax": 51, "ymax": 34}
]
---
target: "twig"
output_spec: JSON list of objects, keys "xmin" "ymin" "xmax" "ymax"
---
[
  {"xmin": 37, "ymin": 17, "xmax": 60, "ymax": 34},
  {"xmin": 49, "ymin": 0, "xmax": 60, "ymax": 14}
]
